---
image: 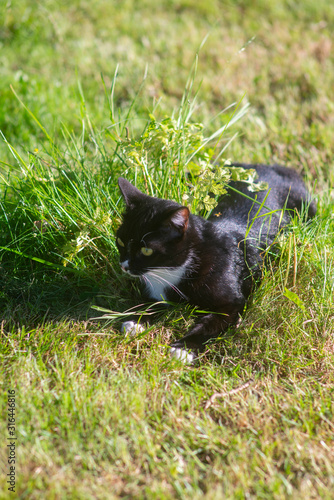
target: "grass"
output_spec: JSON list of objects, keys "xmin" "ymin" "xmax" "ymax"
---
[{"xmin": 1, "ymin": 0, "xmax": 334, "ymax": 498}]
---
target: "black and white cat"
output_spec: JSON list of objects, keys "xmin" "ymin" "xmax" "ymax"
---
[{"xmin": 116, "ymin": 164, "xmax": 316, "ymax": 363}]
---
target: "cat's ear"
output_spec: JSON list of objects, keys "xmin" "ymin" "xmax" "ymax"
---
[
  {"xmin": 118, "ymin": 177, "xmax": 146, "ymax": 208},
  {"xmin": 163, "ymin": 207, "xmax": 190, "ymax": 234}
]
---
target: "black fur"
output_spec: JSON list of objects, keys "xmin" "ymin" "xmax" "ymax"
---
[{"xmin": 116, "ymin": 164, "xmax": 316, "ymax": 356}]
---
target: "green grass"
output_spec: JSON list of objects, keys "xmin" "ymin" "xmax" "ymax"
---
[{"xmin": 1, "ymin": 1, "xmax": 334, "ymax": 498}]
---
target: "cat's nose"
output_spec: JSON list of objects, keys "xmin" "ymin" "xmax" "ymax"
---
[{"xmin": 121, "ymin": 260, "xmax": 130, "ymax": 272}]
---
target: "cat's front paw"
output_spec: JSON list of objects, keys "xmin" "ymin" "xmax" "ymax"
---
[
  {"xmin": 170, "ymin": 346, "xmax": 197, "ymax": 364},
  {"xmin": 121, "ymin": 320, "xmax": 146, "ymax": 337}
]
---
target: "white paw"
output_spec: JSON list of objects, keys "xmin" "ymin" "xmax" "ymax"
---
[
  {"xmin": 170, "ymin": 347, "xmax": 197, "ymax": 364},
  {"xmin": 121, "ymin": 320, "xmax": 145, "ymax": 337}
]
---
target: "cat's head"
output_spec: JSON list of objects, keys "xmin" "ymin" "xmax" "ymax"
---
[{"xmin": 116, "ymin": 178, "xmax": 190, "ymax": 276}]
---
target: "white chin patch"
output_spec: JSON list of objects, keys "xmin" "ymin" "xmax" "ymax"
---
[
  {"xmin": 121, "ymin": 320, "xmax": 145, "ymax": 337},
  {"xmin": 170, "ymin": 347, "xmax": 197, "ymax": 364}
]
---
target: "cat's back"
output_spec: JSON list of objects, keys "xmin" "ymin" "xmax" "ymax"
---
[{"xmin": 210, "ymin": 163, "xmax": 316, "ymax": 227}]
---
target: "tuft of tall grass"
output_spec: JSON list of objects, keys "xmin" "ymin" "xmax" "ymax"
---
[{"xmin": 0, "ymin": 66, "xmax": 250, "ymax": 324}]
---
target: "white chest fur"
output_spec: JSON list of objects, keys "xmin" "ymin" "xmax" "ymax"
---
[{"xmin": 143, "ymin": 264, "xmax": 188, "ymax": 300}]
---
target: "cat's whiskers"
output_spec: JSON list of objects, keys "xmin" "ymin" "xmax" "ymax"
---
[
  {"xmin": 141, "ymin": 231, "xmax": 155, "ymax": 247},
  {"xmin": 145, "ymin": 270, "xmax": 187, "ymax": 299},
  {"xmin": 146, "ymin": 272, "xmax": 181, "ymax": 298},
  {"xmin": 141, "ymin": 273, "xmax": 165, "ymax": 298},
  {"xmin": 146, "ymin": 263, "xmax": 196, "ymax": 281},
  {"xmin": 141, "ymin": 274, "xmax": 149, "ymax": 285}
]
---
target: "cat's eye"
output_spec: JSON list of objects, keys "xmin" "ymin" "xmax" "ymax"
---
[
  {"xmin": 141, "ymin": 247, "xmax": 153, "ymax": 256},
  {"xmin": 117, "ymin": 237, "xmax": 125, "ymax": 247}
]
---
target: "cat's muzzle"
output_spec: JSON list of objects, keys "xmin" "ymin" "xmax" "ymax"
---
[
  {"xmin": 120, "ymin": 260, "xmax": 142, "ymax": 277},
  {"xmin": 120, "ymin": 260, "xmax": 130, "ymax": 272}
]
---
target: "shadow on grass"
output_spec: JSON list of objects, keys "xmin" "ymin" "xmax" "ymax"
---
[{"xmin": 0, "ymin": 260, "xmax": 135, "ymax": 327}]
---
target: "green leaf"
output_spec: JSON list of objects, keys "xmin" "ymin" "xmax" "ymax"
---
[
  {"xmin": 283, "ymin": 288, "xmax": 306, "ymax": 312},
  {"xmin": 248, "ymin": 181, "xmax": 269, "ymax": 192}
]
